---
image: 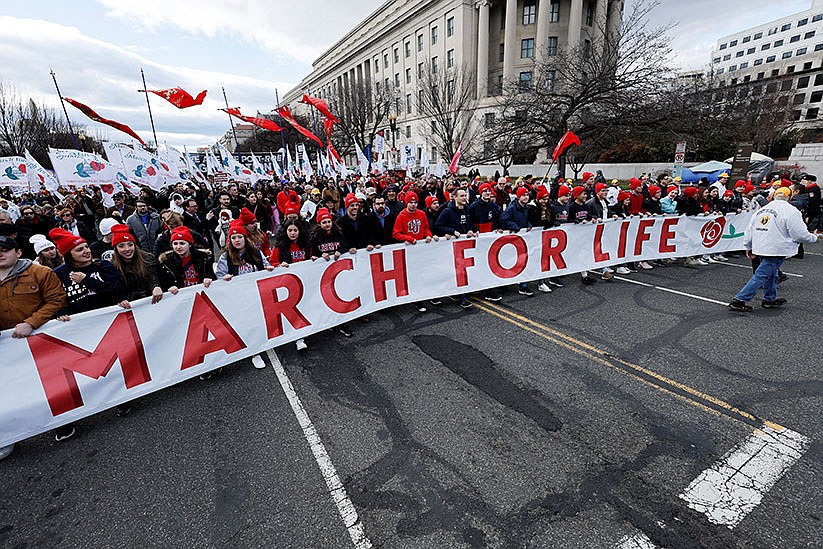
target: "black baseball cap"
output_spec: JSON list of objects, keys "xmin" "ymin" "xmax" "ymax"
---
[{"xmin": 0, "ymin": 235, "xmax": 19, "ymax": 250}]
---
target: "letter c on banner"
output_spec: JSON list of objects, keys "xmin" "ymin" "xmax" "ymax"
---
[
  {"xmin": 321, "ymin": 258, "xmax": 361, "ymax": 313},
  {"xmin": 488, "ymin": 235, "xmax": 527, "ymax": 278}
]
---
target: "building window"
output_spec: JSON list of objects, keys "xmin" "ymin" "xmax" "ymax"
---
[
  {"xmin": 787, "ymin": 65, "xmax": 795, "ymax": 74},
  {"xmin": 583, "ymin": 39, "xmax": 591, "ymax": 58},
  {"xmin": 740, "ymin": 62, "xmax": 748, "ymax": 69},
  {"xmin": 496, "ymin": 75, "xmax": 503, "ymax": 95},
  {"xmin": 521, "ymin": 38, "xmax": 535, "ymax": 58},
  {"xmin": 405, "ymin": 42, "xmax": 411, "ymax": 58},
  {"xmin": 546, "ymin": 69, "xmax": 556, "ymax": 92},
  {"xmin": 815, "ymin": 73, "xmax": 823, "ymax": 85},
  {"xmin": 790, "ymin": 34, "xmax": 800, "ymax": 43},
  {"xmin": 406, "ymin": 68, "xmax": 411, "ymax": 84},
  {"xmin": 794, "ymin": 93, "xmax": 806, "ymax": 105},
  {"xmin": 807, "ymin": 107, "xmax": 820, "ymax": 119},
  {"xmin": 798, "ymin": 76, "xmax": 810, "ymax": 88},
  {"xmin": 519, "ymin": 71, "xmax": 532, "ymax": 91},
  {"xmin": 774, "ymin": 39, "xmax": 783, "ymax": 46},
  {"xmin": 730, "ymin": 40, "xmax": 737, "ymax": 46},
  {"xmin": 804, "ymin": 31, "xmax": 815, "ymax": 39},
  {"xmin": 419, "ymin": 90, "xmax": 424, "ymax": 107},
  {"xmin": 417, "ymin": 34, "xmax": 424, "ymax": 51},
  {"xmin": 431, "ymin": 26, "xmax": 438, "ymax": 45},
  {"xmin": 810, "ymin": 90, "xmax": 822, "ymax": 102},
  {"xmin": 742, "ymin": 36, "xmax": 751, "ymax": 43},
  {"xmin": 743, "ymin": 75, "xmax": 751, "ymax": 82},
  {"xmin": 723, "ymin": 54, "xmax": 731, "ymax": 61},
  {"xmin": 781, "ymin": 23, "xmax": 791, "ymax": 31},
  {"xmin": 736, "ymin": 51, "xmax": 744, "ymax": 57},
  {"xmin": 804, "ymin": 61, "xmax": 812, "ymax": 70},
  {"xmin": 384, "ymin": 77, "xmax": 390, "ymax": 90},
  {"xmin": 783, "ymin": 51, "xmax": 792, "ymax": 59},
  {"xmin": 761, "ymin": 43, "xmax": 770, "ymax": 50},
  {"xmin": 374, "ymin": 58, "xmax": 380, "ymax": 72},
  {"xmin": 797, "ymin": 17, "xmax": 808, "ymax": 26},
  {"xmin": 716, "ymin": 68, "xmax": 724, "ymax": 75},
  {"xmin": 813, "ymin": 14, "xmax": 823, "ymax": 22},
  {"xmin": 771, "ymin": 68, "xmax": 780, "ymax": 77},
  {"xmin": 484, "ymin": 112, "xmax": 496, "ymax": 128},
  {"xmin": 384, "ymin": 53, "xmax": 389, "ymax": 69},
  {"xmin": 816, "ymin": 43, "xmax": 823, "ymax": 51},
  {"xmin": 431, "ymin": 56, "xmax": 438, "ymax": 73},
  {"xmin": 447, "ymin": 49, "xmax": 454, "ymax": 68},
  {"xmin": 757, "ymin": 71, "xmax": 765, "ymax": 79},
  {"xmin": 719, "ymin": 43, "xmax": 727, "ymax": 50},
  {"xmin": 547, "ymin": 36, "xmax": 558, "ymax": 56},
  {"xmin": 499, "ymin": 43, "xmax": 505, "ymax": 62},
  {"xmin": 406, "ymin": 94, "xmax": 412, "ymax": 114},
  {"xmin": 447, "ymin": 17, "xmax": 454, "ymax": 37},
  {"xmin": 549, "ymin": 0, "xmax": 560, "ymax": 23},
  {"xmin": 585, "ymin": 2, "xmax": 594, "ymax": 26},
  {"xmin": 713, "ymin": 57, "xmax": 721, "ymax": 63},
  {"xmin": 766, "ymin": 82, "xmax": 778, "ymax": 92},
  {"xmin": 394, "ymin": 73, "xmax": 400, "ymax": 87},
  {"xmin": 768, "ymin": 27, "xmax": 778, "ymax": 36},
  {"xmin": 405, "ymin": 125, "xmax": 411, "ymax": 138},
  {"xmin": 781, "ymin": 79, "xmax": 793, "ymax": 91},
  {"xmin": 729, "ymin": 65, "xmax": 737, "ymax": 72},
  {"xmin": 792, "ymin": 110, "xmax": 802, "ymax": 120},
  {"xmin": 394, "ymin": 48, "xmax": 399, "ymax": 63},
  {"xmin": 766, "ymin": 55, "xmax": 776, "ymax": 62},
  {"xmin": 797, "ymin": 47, "xmax": 807, "ymax": 55},
  {"xmin": 747, "ymin": 47, "xmax": 755, "ymax": 54},
  {"xmin": 754, "ymin": 32, "xmax": 763, "ymax": 39},
  {"xmin": 418, "ymin": 62, "xmax": 424, "ymax": 78},
  {"xmin": 730, "ymin": 78, "xmax": 738, "ymax": 86},
  {"xmin": 754, "ymin": 58, "xmax": 763, "ymax": 65},
  {"xmin": 523, "ymin": 0, "xmax": 536, "ymax": 25}
]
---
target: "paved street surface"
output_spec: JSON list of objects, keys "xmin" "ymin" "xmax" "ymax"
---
[{"xmin": 2, "ymin": 244, "xmax": 822, "ymax": 548}]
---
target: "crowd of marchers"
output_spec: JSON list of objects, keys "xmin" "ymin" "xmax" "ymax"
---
[{"xmin": 1, "ymin": 168, "xmax": 820, "ymax": 459}]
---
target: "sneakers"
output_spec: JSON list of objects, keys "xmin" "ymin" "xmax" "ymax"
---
[
  {"xmin": 777, "ymin": 272, "xmax": 789, "ymax": 284},
  {"xmin": 728, "ymin": 299, "xmax": 753, "ymax": 312},
  {"xmin": 416, "ymin": 304, "xmax": 427, "ymax": 313},
  {"xmin": 684, "ymin": 258, "xmax": 700, "ymax": 268},
  {"xmin": 429, "ymin": 298, "xmax": 442, "ymax": 305},
  {"xmin": 601, "ymin": 271, "xmax": 614, "ymax": 280},
  {"xmin": 459, "ymin": 299, "xmax": 473, "ymax": 309},
  {"xmin": 762, "ymin": 298, "xmax": 787, "ymax": 309},
  {"xmin": 615, "ymin": 266, "xmax": 632, "ymax": 274},
  {"xmin": 116, "ymin": 404, "xmax": 131, "ymax": 418},
  {"xmin": 483, "ymin": 290, "xmax": 502, "ymax": 302},
  {"xmin": 518, "ymin": 287, "xmax": 535, "ymax": 296},
  {"xmin": 547, "ymin": 278, "xmax": 565, "ymax": 288},
  {"xmin": 55, "ymin": 425, "xmax": 76, "ymax": 442},
  {"xmin": 697, "ymin": 258, "xmax": 710, "ymax": 265},
  {"xmin": 0, "ymin": 444, "xmax": 14, "ymax": 460},
  {"xmin": 338, "ymin": 325, "xmax": 353, "ymax": 337},
  {"xmin": 581, "ymin": 275, "xmax": 597, "ymax": 285},
  {"xmin": 537, "ymin": 282, "xmax": 552, "ymax": 293},
  {"xmin": 251, "ymin": 354, "xmax": 267, "ymax": 369},
  {"xmin": 705, "ymin": 256, "xmax": 721, "ymax": 264},
  {"xmin": 714, "ymin": 254, "xmax": 729, "ymax": 261},
  {"xmin": 638, "ymin": 261, "xmax": 653, "ymax": 270},
  {"xmin": 295, "ymin": 338, "xmax": 308, "ymax": 351}
]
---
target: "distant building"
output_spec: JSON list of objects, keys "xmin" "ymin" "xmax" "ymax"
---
[{"xmin": 216, "ymin": 124, "xmax": 256, "ymax": 153}]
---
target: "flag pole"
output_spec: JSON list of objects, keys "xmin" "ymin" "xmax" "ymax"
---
[
  {"xmin": 49, "ymin": 69, "xmax": 80, "ymax": 149},
  {"xmin": 274, "ymin": 88, "xmax": 287, "ymax": 158},
  {"xmin": 221, "ymin": 87, "xmax": 240, "ymax": 155},
  {"xmin": 140, "ymin": 69, "xmax": 159, "ymax": 150}
]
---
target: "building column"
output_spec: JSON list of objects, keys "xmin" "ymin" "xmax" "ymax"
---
[
  {"xmin": 503, "ymin": 0, "xmax": 519, "ymax": 84},
  {"xmin": 535, "ymin": 0, "xmax": 550, "ymax": 59},
  {"xmin": 593, "ymin": 0, "xmax": 608, "ymax": 46},
  {"xmin": 568, "ymin": 0, "xmax": 584, "ymax": 51},
  {"xmin": 606, "ymin": 0, "xmax": 622, "ymax": 45},
  {"xmin": 476, "ymin": 0, "xmax": 492, "ymax": 98}
]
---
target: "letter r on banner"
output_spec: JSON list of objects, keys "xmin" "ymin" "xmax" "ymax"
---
[
  {"xmin": 258, "ymin": 274, "xmax": 311, "ymax": 339},
  {"xmin": 321, "ymin": 258, "xmax": 362, "ymax": 313},
  {"xmin": 28, "ymin": 311, "xmax": 151, "ymax": 416}
]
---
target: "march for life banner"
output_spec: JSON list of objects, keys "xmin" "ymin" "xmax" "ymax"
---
[
  {"xmin": 119, "ymin": 146, "xmax": 166, "ymax": 190},
  {"xmin": 0, "ymin": 212, "xmax": 752, "ymax": 447},
  {"xmin": 47, "ymin": 148, "xmax": 118, "ymax": 187}
]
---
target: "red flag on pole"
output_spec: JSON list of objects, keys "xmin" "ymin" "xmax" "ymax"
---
[
  {"xmin": 277, "ymin": 106, "xmax": 323, "ymax": 147},
  {"xmin": 63, "ymin": 97, "xmax": 146, "ymax": 146},
  {"xmin": 327, "ymin": 141, "xmax": 343, "ymax": 164},
  {"xmin": 323, "ymin": 117, "xmax": 334, "ymax": 139},
  {"xmin": 139, "ymin": 87, "xmax": 207, "ymax": 108},
  {"xmin": 299, "ymin": 94, "xmax": 339, "ymax": 123},
  {"xmin": 221, "ymin": 107, "xmax": 282, "ymax": 132},
  {"xmin": 448, "ymin": 141, "xmax": 463, "ymax": 175},
  {"xmin": 551, "ymin": 131, "xmax": 581, "ymax": 162}
]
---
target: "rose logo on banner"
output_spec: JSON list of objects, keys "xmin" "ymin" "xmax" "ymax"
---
[{"xmin": 700, "ymin": 217, "xmax": 725, "ymax": 247}]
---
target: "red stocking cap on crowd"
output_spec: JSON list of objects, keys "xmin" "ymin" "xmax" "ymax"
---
[
  {"xmin": 238, "ymin": 208, "xmax": 257, "ymax": 226},
  {"xmin": 316, "ymin": 208, "xmax": 332, "ymax": 222},
  {"xmin": 227, "ymin": 219, "xmax": 248, "ymax": 237},
  {"xmin": 48, "ymin": 227, "xmax": 86, "ymax": 257},
  {"xmin": 110, "ymin": 224, "xmax": 136, "ymax": 247},
  {"xmin": 648, "ymin": 185, "xmax": 661, "ymax": 196},
  {"xmin": 557, "ymin": 185, "xmax": 571, "ymax": 197},
  {"xmin": 170, "ymin": 226, "xmax": 194, "ymax": 244}
]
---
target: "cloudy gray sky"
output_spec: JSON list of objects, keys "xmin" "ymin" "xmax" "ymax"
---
[{"xmin": 0, "ymin": 0, "xmax": 813, "ymax": 149}]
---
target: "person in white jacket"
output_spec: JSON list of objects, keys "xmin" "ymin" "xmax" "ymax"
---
[{"xmin": 729, "ymin": 186, "xmax": 819, "ymax": 311}]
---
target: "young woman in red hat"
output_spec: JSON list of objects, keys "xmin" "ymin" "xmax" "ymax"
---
[
  {"xmin": 158, "ymin": 225, "xmax": 214, "ymax": 292},
  {"xmin": 238, "ymin": 207, "xmax": 271, "ymax": 258},
  {"xmin": 310, "ymin": 208, "xmax": 354, "ymax": 337},
  {"xmin": 108, "ymin": 224, "xmax": 163, "ymax": 307},
  {"xmin": 215, "ymin": 219, "xmax": 274, "ymax": 280},
  {"xmin": 268, "ymin": 217, "xmax": 312, "ymax": 350}
]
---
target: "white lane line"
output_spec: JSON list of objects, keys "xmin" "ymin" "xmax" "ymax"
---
[
  {"xmin": 266, "ymin": 349, "xmax": 372, "ymax": 549},
  {"xmin": 804, "ymin": 251, "xmax": 823, "ymax": 257},
  {"xmin": 613, "ymin": 276, "xmax": 728, "ymax": 305},
  {"xmin": 615, "ymin": 531, "xmax": 659, "ymax": 548},
  {"xmin": 722, "ymin": 262, "xmax": 803, "ymax": 278},
  {"xmin": 679, "ymin": 425, "xmax": 809, "ymax": 529}
]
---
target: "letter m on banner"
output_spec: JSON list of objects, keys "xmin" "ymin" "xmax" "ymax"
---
[{"xmin": 28, "ymin": 312, "xmax": 151, "ymax": 416}]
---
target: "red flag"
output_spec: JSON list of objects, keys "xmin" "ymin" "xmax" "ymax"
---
[
  {"xmin": 449, "ymin": 141, "xmax": 463, "ymax": 175},
  {"xmin": 323, "ymin": 117, "xmax": 334, "ymax": 139},
  {"xmin": 140, "ymin": 87, "xmax": 207, "ymax": 108},
  {"xmin": 221, "ymin": 108, "xmax": 282, "ymax": 132},
  {"xmin": 299, "ymin": 94, "xmax": 339, "ymax": 123},
  {"xmin": 327, "ymin": 141, "xmax": 343, "ymax": 164},
  {"xmin": 551, "ymin": 131, "xmax": 581, "ymax": 162},
  {"xmin": 63, "ymin": 97, "xmax": 146, "ymax": 146},
  {"xmin": 277, "ymin": 106, "xmax": 323, "ymax": 147}
]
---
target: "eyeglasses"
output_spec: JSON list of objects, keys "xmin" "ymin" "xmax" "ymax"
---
[{"xmin": 23, "ymin": 211, "xmax": 35, "ymax": 216}]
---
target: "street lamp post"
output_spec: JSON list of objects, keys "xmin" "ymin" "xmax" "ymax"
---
[{"xmin": 388, "ymin": 113, "xmax": 397, "ymax": 165}]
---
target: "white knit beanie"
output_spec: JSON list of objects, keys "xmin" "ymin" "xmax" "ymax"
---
[{"xmin": 29, "ymin": 234, "xmax": 56, "ymax": 255}]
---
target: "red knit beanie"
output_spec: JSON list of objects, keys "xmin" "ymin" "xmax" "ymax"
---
[
  {"xmin": 666, "ymin": 185, "xmax": 678, "ymax": 195},
  {"xmin": 648, "ymin": 185, "xmax": 661, "ymax": 196},
  {"xmin": 617, "ymin": 191, "xmax": 631, "ymax": 202},
  {"xmin": 572, "ymin": 186, "xmax": 586, "ymax": 199},
  {"xmin": 110, "ymin": 224, "xmax": 136, "ymax": 247},
  {"xmin": 515, "ymin": 187, "xmax": 530, "ymax": 198},
  {"xmin": 316, "ymin": 208, "xmax": 332, "ymax": 222},
  {"xmin": 170, "ymin": 226, "xmax": 194, "ymax": 245},
  {"xmin": 582, "ymin": 171, "xmax": 594, "ymax": 182},
  {"xmin": 48, "ymin": 227, "xmax": 86, "ymax": 257},
  {"xmin": 344, "ymin": 193, "xmax": 358, "ymax": 208},
  {"xmin": 683, "ymin": 186, "xmax": 699, "ymax": 198},
  {"xmin": 425, "ymin": 196, "xmax": 437, "ymax": 208},
  {"xmin": 557, "ymin": 185, "xmax": 571, "ymax": 198},
  {"xmin": 227, "ymin": 219, "xmax": 247, "ymax": 237},
  {"xmin": 536, "ymin": 186, "xmax": 550, "ymax": 200},
  {"xmin": 595, "ymin": 183, "xmax": 607, "ymax": 193},
  {"xmin": 238, "ymin": 207, "xmax": 257, "ymax": 226},
  {"xmin": 629, "ymin": 178, "xmax": 643, "ymax": 191}
]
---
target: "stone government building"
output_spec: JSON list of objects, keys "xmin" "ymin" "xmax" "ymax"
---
[{"xmin": 282, "ymin": 0, "xmax": 624, "ymax": 165}]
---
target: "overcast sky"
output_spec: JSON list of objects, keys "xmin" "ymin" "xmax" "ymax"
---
[{"xmin": 0, "ymin": 0, "xmax": 813, "ymax": 149}]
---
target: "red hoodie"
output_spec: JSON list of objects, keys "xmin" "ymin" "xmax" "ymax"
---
[{"xmin": 392, "ymin": 208, "xmax": 432, "ymax": 243}]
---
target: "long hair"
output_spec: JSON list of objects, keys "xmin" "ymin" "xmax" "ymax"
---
[
  {"xmin": 224, "ymin": 235, "xmax": 260, "ymax": 267},
  {"xmin": 111, "ymin": 246, "xmax": 150, "ymax": 281},
  {"xmin": 36, "ymin": 249, "xmax": 64, "ymax": 269},
  {"xmin": 274, "ymin": 218, "xmax": 310, "ymax": 259}
]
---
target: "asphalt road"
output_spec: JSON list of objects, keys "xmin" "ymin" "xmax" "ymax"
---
[{"xmin": 2, "ymin": 243, "xmax": 822, "ymax": 548}]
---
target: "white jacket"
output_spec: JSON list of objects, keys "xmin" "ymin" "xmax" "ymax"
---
[{"xmin": 743, "ymin": 199, "xmax": 818, "ymax": 256}]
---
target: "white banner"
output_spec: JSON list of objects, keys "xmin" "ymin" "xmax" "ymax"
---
[
  {"xmin": 0, "ymin": 156, "xmax": 29, "ymax": 192},
  {"xmin": 47, "ymin": 148, "xmax": 118, "ymax": 187},
  {"xmin": 0, "ymin": 213, "xmax": 752, "ymax": 447},
  {"xmin": 119, "ymin": 147, "xmax": 165, "ymax": 190}
]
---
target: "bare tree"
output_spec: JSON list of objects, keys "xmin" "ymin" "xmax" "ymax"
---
[
  {"xmin": 326, "ymin": 77, "xmax": 393, "ymax": 162},
  {"xmin": 486, "ymin": 0, "xmax": 676, "ymax": 174},
  {"xmin": 416, "ymin": 62, "xmax": 479, "ymax": 163}
]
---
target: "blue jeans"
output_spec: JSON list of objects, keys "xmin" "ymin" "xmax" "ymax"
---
[{"xmin": 735, "ymin": 256, "xmax": 784, "ymax": 302}]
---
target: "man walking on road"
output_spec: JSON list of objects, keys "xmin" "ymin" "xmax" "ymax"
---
[{"xmin": 729, "ymin": 187, "xmax": 819, "ymax": 312}]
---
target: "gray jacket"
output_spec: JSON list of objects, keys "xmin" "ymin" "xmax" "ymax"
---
[{"xmin": 125, "ymin": 211, "xmax": 163, "ymax": 254}]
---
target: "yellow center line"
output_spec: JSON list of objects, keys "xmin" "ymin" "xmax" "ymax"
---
[{"xmin": 470, "ymin": 298, "xmax": 784, "ymax": 432}]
